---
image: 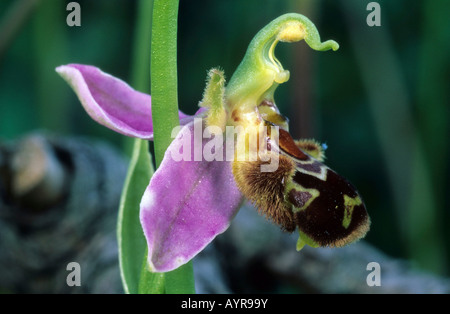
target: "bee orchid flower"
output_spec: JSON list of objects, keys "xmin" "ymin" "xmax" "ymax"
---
[{"xmin": 56, "ymin": 13, "xmax": 370, "ymax": 273}]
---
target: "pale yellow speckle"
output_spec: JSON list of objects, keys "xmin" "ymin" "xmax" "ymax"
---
[{"xmin": 278, "ymin": 21, "xmax": 306, "ymax": 43}]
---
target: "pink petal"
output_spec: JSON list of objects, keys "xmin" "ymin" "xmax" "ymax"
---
[
  {"xmin": 140, "ymin": 119, "xmax": 243, "ymax": 272},
  {"xmin": 56, "ymin": 64, "xmax": 190, "ymax": 140}
]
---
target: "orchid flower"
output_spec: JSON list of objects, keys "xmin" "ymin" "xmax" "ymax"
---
[{"xmin": 56, "ymin": 13, "xmax": 370, "ymax": 273}]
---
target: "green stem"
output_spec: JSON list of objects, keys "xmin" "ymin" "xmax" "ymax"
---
[
  {"xmin": 147, "ymin": 0, "xmax": 195, "ymax": 294},
  {"xmin": 151, "ymin": 0, "xmax": 181, "ymax": 167}
]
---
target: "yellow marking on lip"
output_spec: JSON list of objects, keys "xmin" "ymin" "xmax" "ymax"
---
[
  {"xmin": 287, "ymin": 183, "xmax": 320, "ymax": 213},
  {"xmin": 342, "ymin": 195, "xmax": 362, "ymax": 229}
]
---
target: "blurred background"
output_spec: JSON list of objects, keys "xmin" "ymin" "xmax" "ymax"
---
[{"xmin": 0, "ymin": 0, "xmax": 449, "ymax": 293}]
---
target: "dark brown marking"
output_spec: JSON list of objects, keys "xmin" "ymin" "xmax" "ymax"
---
[
  {"xmin": 302, "ymin": 143, "xmax": 318, "ymax": 151},
  {"xmin": 259, "ymin": 100, "xmax": 276, "ymax": 108},
  {"xmin": 288, "ymin": 190, "xmax": 312, "ymax": 208},
  {"xmin": 292, "ymin": 168, "xmax": 369, "ymax": 247},
  {"xmin": 279, "ymin": 129, "xmax": 309, "ymax": 160},
  {"xmin": 231, "ymin": 109, "xmax": 240, "ymax": 122},
  {"xmin": 295, "ymin": 139, "xmax": 325, "ymax": 162},
  {"xmin": 296, "ymin": 161, "xmax": 322, "ymax": 174}
]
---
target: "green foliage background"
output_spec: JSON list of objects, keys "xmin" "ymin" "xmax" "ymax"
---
[{"xmin": 1, "ymin": 0, "xmax": 449, "ymax": 276}]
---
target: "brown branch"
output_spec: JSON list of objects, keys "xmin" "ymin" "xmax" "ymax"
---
[
  {"xmin": 0, "ymin": 132, "xmax": 127, "ymax": 293},
  {"xmin": 2, "ymin": 133, "xmax": 449, "ymax": 294}
]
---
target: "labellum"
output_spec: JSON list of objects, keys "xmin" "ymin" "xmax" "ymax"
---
[{"xmin": 231, "ymin": 106, "xmax": 370, "ymax": 250}]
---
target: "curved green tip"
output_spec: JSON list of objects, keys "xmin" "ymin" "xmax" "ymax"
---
[
  {"xmin": 305, "ymin": 38, "xmax": 339, "ymax": 52},
  {"xmin": 225, "ymin": 13, "xmax": 339, "ymax": 111}
]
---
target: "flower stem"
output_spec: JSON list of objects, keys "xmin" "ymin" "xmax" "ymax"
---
[
  {"xmin": 151, "ymin": 0, "xmax": 181, "ymax": 167},
  {"xmin": 149, "ymin": 0, "xmax": 195, "ymax": 294}
]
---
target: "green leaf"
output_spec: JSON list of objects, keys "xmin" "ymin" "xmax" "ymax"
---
[
  {"xmin": 117, "ymin": 138, "xmax": 155, "ymax": 294},
  {"xmin": 138, "ymin": 247, "xmax": 165, "ymax": 294},
  {"xmin": 164, "ymin": 262, "xmax": 196, "ymax": 294}
]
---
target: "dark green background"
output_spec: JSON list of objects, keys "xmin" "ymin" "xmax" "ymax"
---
[{"xmin": 1, "ymin": 0, "xmax": 449, "ymax": 276}]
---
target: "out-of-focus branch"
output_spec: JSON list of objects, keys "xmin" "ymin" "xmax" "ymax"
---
[
  {"xmin": 8, "ymin": 135, "xmax": 68, "ymax": 210},
  {"xmin": 264, "ymin": 240, "xmax": 450, "ymax": 294},
  {"xmin": 0, "ymin": 132, "xmax": 127, "ymax": 293},
  {"xmin": 2, "ymin": 133, "xmax": 448, "ymax": 294}
]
